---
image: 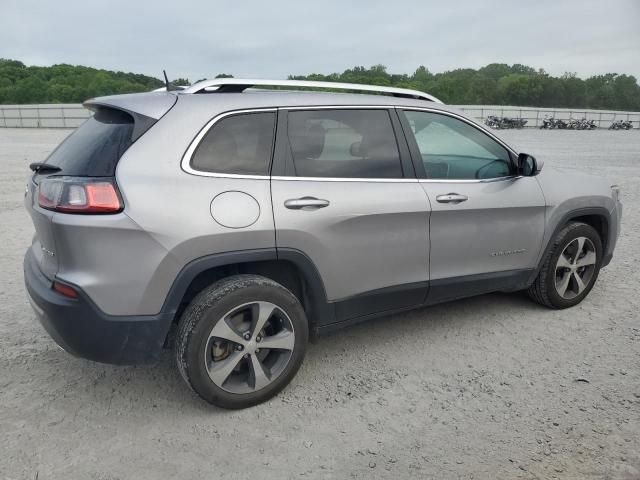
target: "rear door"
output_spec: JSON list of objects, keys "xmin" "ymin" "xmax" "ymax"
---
[
  {"xmin": 271, "ymin": 108, "xmax": 431, "ymax": 323},
  {"xmin": 398, "ymin": 108, "xmax": 546, "ymax": 302}
]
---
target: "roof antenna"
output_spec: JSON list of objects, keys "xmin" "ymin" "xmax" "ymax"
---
[{"xmin": 163, "ymin": 70, "xmax": 177, "ymax": 91}]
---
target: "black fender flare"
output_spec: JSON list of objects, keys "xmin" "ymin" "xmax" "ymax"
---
[
  {"xmin": 527, "ymin": 206, "xmax": 612, "ymax": 285},
  {"xmin": 159, "ymin": 247, "xmax": 334, "ymax": 330}
]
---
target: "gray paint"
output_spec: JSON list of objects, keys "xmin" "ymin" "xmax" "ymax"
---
[
  {"xmin": 422, "ymin": 177, "xmax": 547, "ymax": 280},
  {"xmin": 272, "ymin": 179, "xmax": 430, "ymax": 301},
  {"xmin": 24, "ymin": 89, "xmax": 623, "ymax": 317},
  {"xmin": 84, "ymin": 92, "xmax": 178, "ymax": 120}
]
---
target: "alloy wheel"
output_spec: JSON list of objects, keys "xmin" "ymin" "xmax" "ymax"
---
[
  {"xmin": 204, "ymin": 301, "xmax": 295, "ymax": 394},
  {"xmin": 554, "ymin": 236, "xmax": 597, "ymax": 300}
]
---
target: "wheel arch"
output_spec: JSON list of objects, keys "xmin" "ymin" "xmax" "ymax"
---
[
  {"xmin": 528, "ymin": 206, "xmax": 611, "ymax": 285},
  {"xmin": 161, "ymin": 248, "xmax": 333, "ymax": 341}
]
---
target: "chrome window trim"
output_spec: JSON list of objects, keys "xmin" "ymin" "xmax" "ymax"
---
[
  {"xmin": 182, "ymin": 104, "xmax": 519, "ymax": 181},
  {"xmin": 272, "ymin": 176, "xmax": 417, "ymax": 183},
  {"xmin": 181, "ymin": 108, "xmax": 277, "ymax": 178},
  {"xmin": 418, "ymin": 176, "xmax": 522, "ymax": 184}
]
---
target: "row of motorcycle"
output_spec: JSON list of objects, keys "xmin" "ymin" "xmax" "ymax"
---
[
  {"xmin": 486, "ymin": 115, "xmax": 636, "ymax": 130},
  {"xmin": 484, "ymin": 116, "xmax": 527, "ymax": 129},
  {"xmin": 540, "ymin": 117, "xmax": 634, "ymax": 130},
  {"xmin": 539, "ymin": 117, "xmax": 597, "ymax": 130}
]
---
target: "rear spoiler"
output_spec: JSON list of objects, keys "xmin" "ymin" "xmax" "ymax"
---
[{"xmin": 84, "ymin": 92, "xmax": 178, "ymax": 141}]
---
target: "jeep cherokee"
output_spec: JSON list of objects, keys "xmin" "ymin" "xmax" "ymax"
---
[{"xmin": 23, "ymin": 79, "xmax": 622, "ymax": 408}]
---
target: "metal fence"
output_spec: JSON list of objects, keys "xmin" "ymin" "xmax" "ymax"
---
[
  {"xmin": 0, "ymin": 104, "xmax": 90, "ymax": 128},
  {"xmin": 456, "ymin": 105, "xmax": 639, "ymax": 129},
  {"xmin": 0, "ymin": 103, "xmax": 638, "ymax": 129}
]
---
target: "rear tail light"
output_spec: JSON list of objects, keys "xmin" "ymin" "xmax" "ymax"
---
[{"xmin": 37, "ymin": 177, "xmax": 123, "ymax": 214}]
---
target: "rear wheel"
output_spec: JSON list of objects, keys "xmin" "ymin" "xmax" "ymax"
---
[
  {"xmin": 528, "ymin": 222, "xmax": 602, "ymax": 309},
  {"xmin": 175, "ymin": 275, "xmax": 308, "ymax": 409}
]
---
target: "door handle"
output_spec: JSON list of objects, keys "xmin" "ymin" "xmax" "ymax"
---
[
  {"xmin": 436, "ymin": 193, "xmax": 468, "ymax": 204},
  {"xmin": 284, "ymin": 197, "xmax": 330, "ymax": 210}
]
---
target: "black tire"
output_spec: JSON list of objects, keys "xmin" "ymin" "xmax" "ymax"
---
[
  {"xmin": 175, "ymin": 274, "xmax": 308, "ymax": 409},
  {"xmin": 527, "ymin": 222, "xmax": 603, "ymax": 309}
]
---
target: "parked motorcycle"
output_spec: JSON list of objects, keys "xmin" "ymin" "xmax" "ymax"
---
[
  {"xmin": 484, "ymin": 115, "xmax": 502, "ymax": 129},
  {"xmin": 609, "ymin": 120, "xmax": 633, "ymax": 130},
  {"xmin": 540, "ymin": 116, "xmax": 568, "ymax": 129},
  {"xmin": 569, "ymin": 118, "xmax": 597, "ymax": 130},
  {"xmin": 540, "ymin": 116, "xmax": 556, "ymax": 129},
  {"xmin": 554, "ymin": 118, "xmax": 568, "ymax": 129},
  {"xmin": 484, "ymin": 116, "xmax": 527, "ymax": 129}
]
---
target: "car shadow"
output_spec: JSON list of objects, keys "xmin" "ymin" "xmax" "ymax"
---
[{"xmin": 28, "ymin": 290, "xmax": 542, "ymax": 415}]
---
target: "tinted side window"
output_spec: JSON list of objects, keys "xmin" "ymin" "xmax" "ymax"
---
[
  {"xmin": 44, "ymin": 107, "xmax": 134, "ymax": 176},
  {"xmin": 287, "ymin": 109, "xmax": 403, "ymax": 178},
  {"xmin": 403, "ymin": 110, "xmax": 512, "ymax": 180},
  {"xmin": 191, "ymin": 112, "xmax": 276, "ymax": 175}
]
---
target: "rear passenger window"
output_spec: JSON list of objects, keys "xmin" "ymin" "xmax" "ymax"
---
[
  {"xmin": 287, "ymin": 110, "xmax": 403, "ymax": 178},
  {"xmin": 191, "ymin": 112, "xmax": 276, "ymax": 175}
]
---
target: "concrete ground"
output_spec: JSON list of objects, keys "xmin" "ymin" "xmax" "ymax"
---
[{"xmin": 0, "ymin": 128, "xmax": 638, "ymax": 480}]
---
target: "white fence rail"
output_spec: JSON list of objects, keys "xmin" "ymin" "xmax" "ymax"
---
[
  {"xmin": 0, "ymin": 104, "xmax": 90, "ymax": 128},
  {"xmin": 0, "ymin": 103, "xmax": 638, "ymax": 129},
  {"xmin": 456, "ymin": 105, "xmax": 639, "ymax": 129}
]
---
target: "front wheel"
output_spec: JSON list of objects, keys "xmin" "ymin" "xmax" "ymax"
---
[
  {"xmin": 175, "ymin": 275, "xmax": 308, "ymax": 409},
  {"xmin": 527, "ymin": 222, "xmax": 603, "ymax": 309}
]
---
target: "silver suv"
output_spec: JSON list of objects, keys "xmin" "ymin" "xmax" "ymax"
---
[{"xmin": 24, "ymin": 79, "xmax": 622, "ymax": 408}]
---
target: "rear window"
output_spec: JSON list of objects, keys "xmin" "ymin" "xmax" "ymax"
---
[
  {"xmin": 44, "ymin": 108, "xmax": 134, "ymax": 176},
  {"xmin": 190, "ymin": 112, "xmax": 276, "ymax": 175}
]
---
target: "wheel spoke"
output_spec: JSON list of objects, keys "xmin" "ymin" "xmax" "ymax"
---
[
  {"xmin": 209, "ymin": 318, "xmax": 246, "ymax": 345},
  {"xmin": 259, "ymin": 330, "xmax": 295, "ymax": 351},
  {"xmin": 571, "ymin": 237, "xmax": 586, "ymax": 264},
  {"xmin": 252, "ymin": 301, "xmax": 276, "ymax": 337},
  {"xmin": 207, "ymin": 351, "xmax": 244, "ymax": 386},
  {"xmin": 556, "ymin": 271, "xmax": 571, "ymax": 297},
  {"xmin": 249, "ymin": 354, "xmax": 270, "ymax": 390},
  {"xmin": 575, "ymin": 250, "xmax": 596, "ymax": 267},
  {"xmin": 573, "ymin": 272, "xmax": 587, "ymax": 294},
  {"xmin": 556, "ymin": 254, "xmax": 572, "ymax": 269}
]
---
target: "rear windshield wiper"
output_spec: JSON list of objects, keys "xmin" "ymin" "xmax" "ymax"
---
[{"xmin": 29, "ymin": 162, "xmax": 62, "ymax": 174}]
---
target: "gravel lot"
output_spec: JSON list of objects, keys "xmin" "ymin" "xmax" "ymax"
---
[{"xmin": 1, "ymin": 128, "xmax": 639, "ymax": 480}]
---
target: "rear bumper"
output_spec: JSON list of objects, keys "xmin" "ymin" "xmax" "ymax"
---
[{"xmin": 24, "ymin": 248, "xmax": 174, "ymax": 365}]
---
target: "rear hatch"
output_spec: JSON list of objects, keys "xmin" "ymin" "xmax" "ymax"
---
[{"xmin": 25, "ymin": 92, "xmax": 177, "ymax": 280}]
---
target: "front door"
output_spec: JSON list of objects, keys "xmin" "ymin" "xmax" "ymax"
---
[
  {"xmin": 399, "ymin": 108, "xmax": 546, "ymax": 303},
  {"xmin": 271, "ymin": 108, "xmax": 431, "ymax": 323}
]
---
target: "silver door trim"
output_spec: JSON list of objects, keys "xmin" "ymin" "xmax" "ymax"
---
[
  {"xmin": 419, "ymin": 176, "xmax": 523, "ymax": 184},
  {"xmin": 272, "ymin": 176, "xmax": 417, "ymax": 183}
]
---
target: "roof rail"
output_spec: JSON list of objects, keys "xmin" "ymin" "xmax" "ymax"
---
[
  {"xmin": 152, "ymin": 85, "xmax": 188, "ymax": 92},
  {"xmin": 180, "ymin": 78, "xmax": 443, "ymax": 103}
]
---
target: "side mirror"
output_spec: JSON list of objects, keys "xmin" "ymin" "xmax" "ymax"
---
[{"xmin": 517, "ymin": 153, "xmax": 543, "ymax": 176}]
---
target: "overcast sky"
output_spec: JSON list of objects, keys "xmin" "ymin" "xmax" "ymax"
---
[{"xmin": 2, "ymin": 0, "xmax": 639, "ymax": 82}]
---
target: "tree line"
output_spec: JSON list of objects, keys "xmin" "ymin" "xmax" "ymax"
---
[{"xmin": 1, "ymin": 59, "xmax": 639, "ymax": 111}]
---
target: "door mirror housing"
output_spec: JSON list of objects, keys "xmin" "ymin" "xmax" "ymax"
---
[{"xmin": 517, "ymin": 153, "xmax": 543, "ymax": 176}]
